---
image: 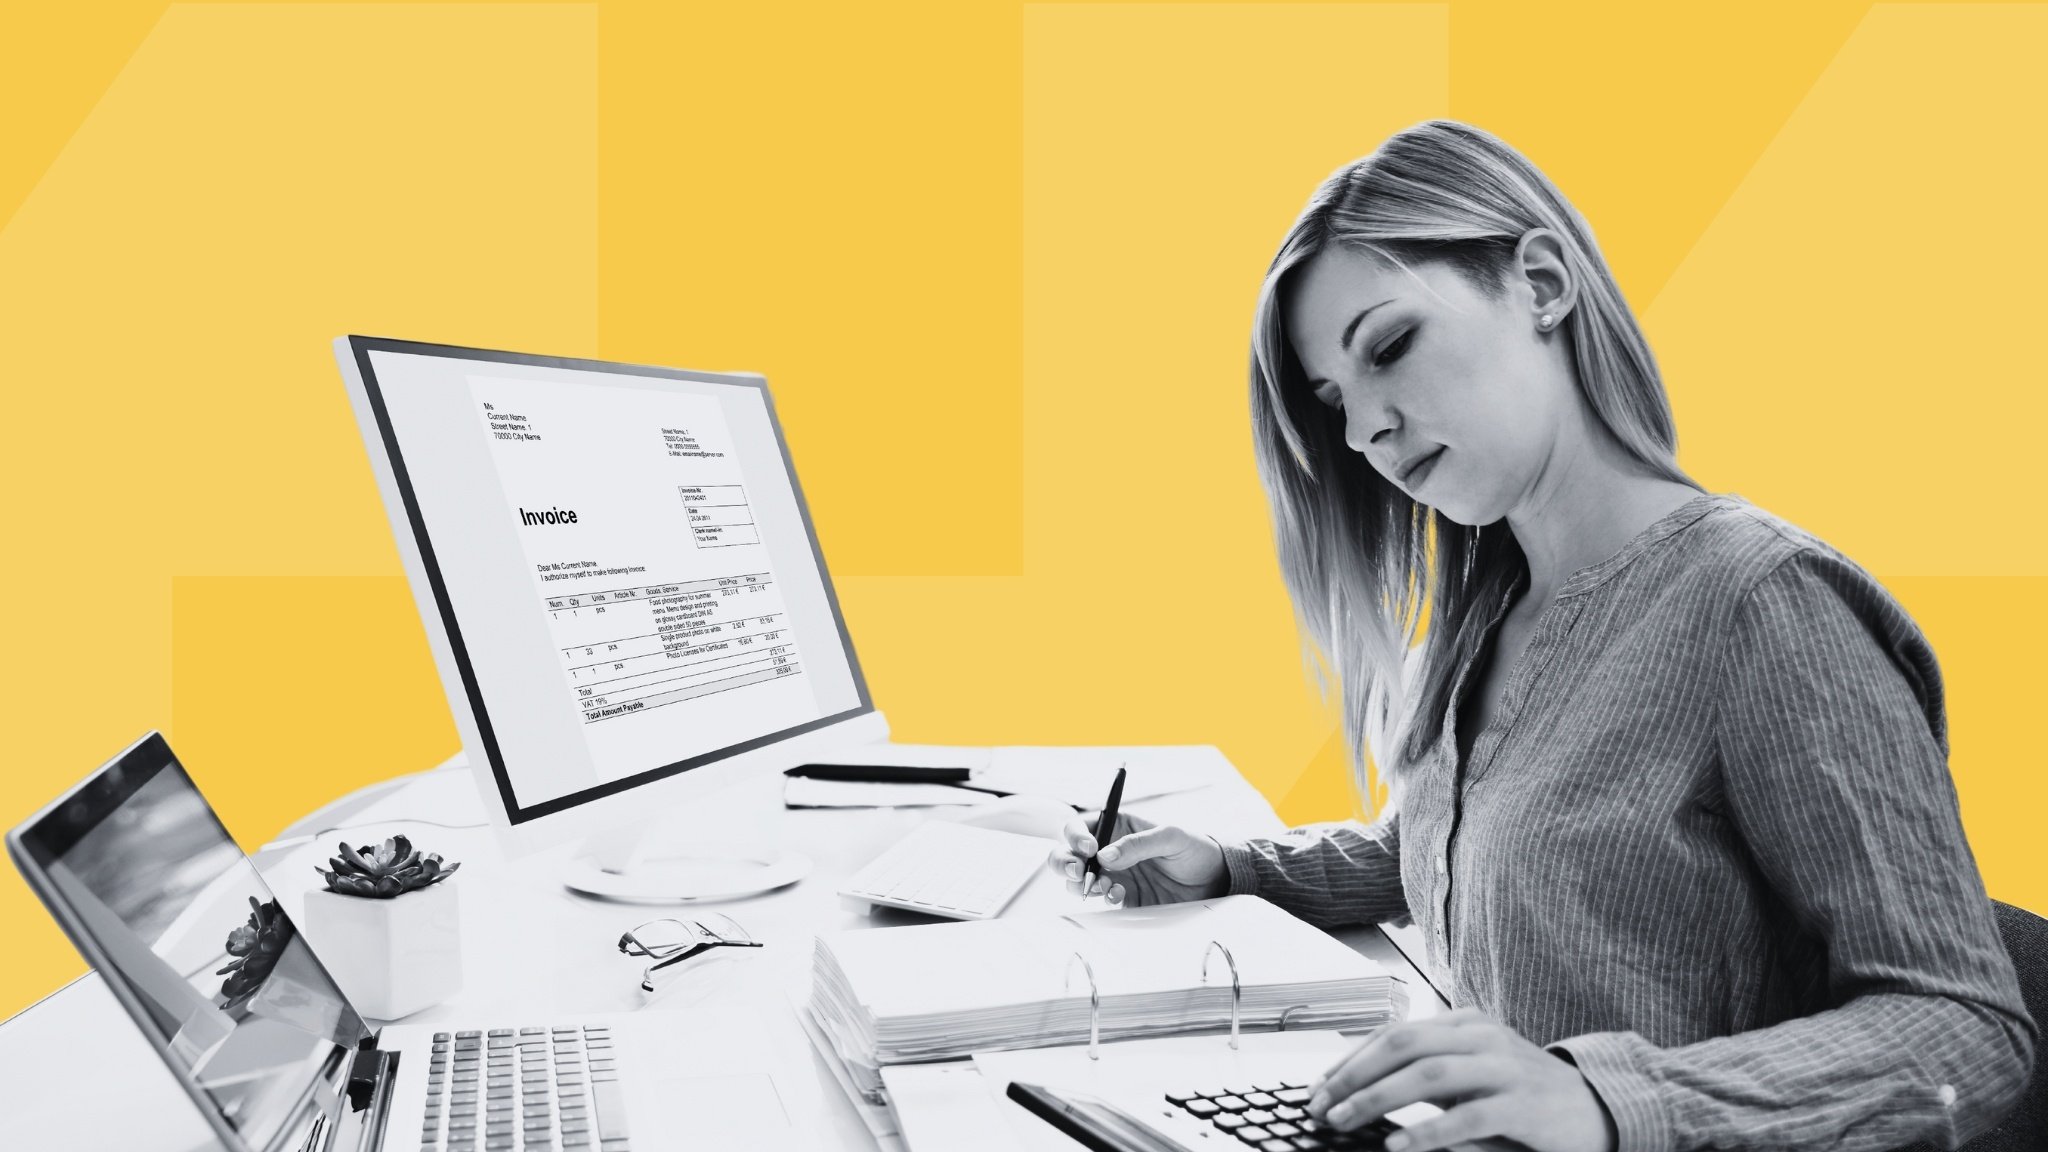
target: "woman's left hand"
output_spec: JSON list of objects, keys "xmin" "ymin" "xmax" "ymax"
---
[{"xmin": 1308, "ymin": 1007, "xmax": 1618, "ymax": 1152}]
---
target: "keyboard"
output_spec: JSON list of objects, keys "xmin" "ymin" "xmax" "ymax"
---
[
  {"xmin": 420, "ymin": 1025, "xmax": 628, "ymax": 1152},
  {"xmin": 839, "ymin": 820, "xmax": 1048, "ymax": 920},
  {"xmin": 1165, "ymin": 1080, "xmax": 1404, "ymax": 1150}
]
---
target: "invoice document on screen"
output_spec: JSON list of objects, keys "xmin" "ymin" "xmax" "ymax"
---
[{"xmin": 467, "ymin": 373, "xmax": 824, "ymax": 786}]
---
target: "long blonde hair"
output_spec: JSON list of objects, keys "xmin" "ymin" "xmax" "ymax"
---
[{"xmin": 1249, "ymin": 119, "xmax": 1692, "ymax": 810}]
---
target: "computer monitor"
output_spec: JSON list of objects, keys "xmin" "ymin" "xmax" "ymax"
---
[{"xmin": 332, "ymin": 336, "xmax": 887, "ymax": 898}]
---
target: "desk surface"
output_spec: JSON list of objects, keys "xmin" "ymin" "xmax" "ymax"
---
[{"xmin": 0, "ymin": 747, "xmax": 1443, "ymax": 1152}]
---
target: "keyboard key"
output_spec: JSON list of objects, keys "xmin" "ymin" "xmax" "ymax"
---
[
  {"xmin": 1214, "ymin": 1114, "xmax": 1248, "ymax": 1130},
  {"xmin": 593, "ymin": 1080, "xmax": 631, "ymax": 1142},
  {"xmin": 1187, "ymin": 1099, "xmax": 1222, "ymax": 1118},
  {"xmin": 1236, "ymin": 1127, "xmax": 1270, "ymax": 1144},
  {"xmin": 1245, "ymin": 1092, "xmax": 1279, "ymax": 1108},
  {"xmin": 1274, "ymin": 1087, "xmax": 1312, "ymax": 1106},
  {"xmin": 1215, "ymin": 1096, "xmax": 1250, "ymax": 1113}
]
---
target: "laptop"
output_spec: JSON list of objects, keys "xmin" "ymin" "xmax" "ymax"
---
[{"xmin": 8, "ymin": 731, "xmax": 819, "ymax": 1152}]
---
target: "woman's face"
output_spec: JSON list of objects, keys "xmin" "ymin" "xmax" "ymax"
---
[{"xmin": 1281, "ymin": 243, "xmax": 1575, "ymax": 527}]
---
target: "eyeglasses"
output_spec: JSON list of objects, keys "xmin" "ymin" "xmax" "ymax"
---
[{"xmin": 616, "ymin": 914, "xmax": 762, "ymax": 992}]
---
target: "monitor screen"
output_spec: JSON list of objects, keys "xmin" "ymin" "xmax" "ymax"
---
[
  {"xmin": 12, "ymin": 735, "xmax": 368, "ymax": 1152},
  {"xmin": 349, "ymin": 341, "xmax": 873, "ymax": 823}
]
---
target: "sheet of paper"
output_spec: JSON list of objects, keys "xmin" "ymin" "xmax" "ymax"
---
[
  {"xmin": 791, "ymin": 999, "xmax": 904, "ymax": 1148},
  {"xmin": 980, "ymin": 746, "xmax": 1238, "ymax": 808},
  {"xmin": 882, "ymin": 1061, "xmax": 1027, "ymax": 1152}
]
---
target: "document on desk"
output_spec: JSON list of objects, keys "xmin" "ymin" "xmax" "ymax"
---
[
  {"xmin": 467, "ymin": 374, "xmax": 822, "ymax": 783},
  {"xmin": 810, "ymin": 895, "xmax": 1406, "ymax": 1068}
]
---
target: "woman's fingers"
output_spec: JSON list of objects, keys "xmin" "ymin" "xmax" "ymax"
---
[
  {"xmin": 1379, "ymin": 1097, "xmax": 1516, "ymax": 1152},
  {"xmin": 1097, "ymin": 824, "xmax": 1190, "ymax": 869},
  {"xmin": 1061, "ymin": 816, "xmax": 1098, "ymax": 856},
  {"xmin": 1310, "ymin": 1012, "xmax": 1491, "ymax": 1118},
  {"xmin": 1321, "ymin": 1055, "xmax": 1505, "ymax": 1133}
]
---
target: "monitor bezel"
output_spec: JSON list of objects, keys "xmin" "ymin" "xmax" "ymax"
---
[{"xmin": 334, "ymin": 335, "xmax": 884, "ymax": 836}]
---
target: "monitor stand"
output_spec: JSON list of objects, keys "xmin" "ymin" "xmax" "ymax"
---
[{"xmin": 557, "ymin": 774, "xmax": 812, "ymax": 903}]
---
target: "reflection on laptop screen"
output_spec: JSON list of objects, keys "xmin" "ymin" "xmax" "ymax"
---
[{"xmin": 12, "ymin": 735, "xmax": 368, "ymax": 1152}]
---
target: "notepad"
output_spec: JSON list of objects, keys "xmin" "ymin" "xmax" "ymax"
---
[{"xmin": 808, "ymin": 895, "xmax": 1407, "ymax": 1084}]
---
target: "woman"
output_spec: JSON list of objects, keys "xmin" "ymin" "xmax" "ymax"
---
[{"xmin": 1047, "ymin": 120, "xmax": 2035, "ymax": 1152}]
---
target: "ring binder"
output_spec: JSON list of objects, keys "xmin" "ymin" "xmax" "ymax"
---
[
  {"xmin": 1276, "ymin": 1003, "xmax": 1312, "ymax": 1032},
  {"xmin": 1202, "ymin": 939, "xmax": 1242, "ymax": 1049},
  {"xmin": 1066, "ymin": 951, "xmax": 1102, "ymax": 1060}
]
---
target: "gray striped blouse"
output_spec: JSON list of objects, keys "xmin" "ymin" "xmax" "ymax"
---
[{"xmin": 1218, "ymin": 492, "xmax": 2036, "ymax": 1151}]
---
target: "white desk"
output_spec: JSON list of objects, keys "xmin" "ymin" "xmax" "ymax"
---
[{"xmin": 0, "ymin": 747, "xmax": 1444, "ymax": 1151}]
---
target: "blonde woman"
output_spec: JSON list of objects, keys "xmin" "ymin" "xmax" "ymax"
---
[{"xmin": 1048, "ymin": 120, "xmax": 2035, "ymax": 1152}]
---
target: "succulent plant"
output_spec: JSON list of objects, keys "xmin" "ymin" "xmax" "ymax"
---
[
  {"xmin": 315, "ymin": 834, "xmax": 460, "ymax": 899},
  {"xmin": 218, "ymin": 896, "xmax": 292, "ymax": 1012}
]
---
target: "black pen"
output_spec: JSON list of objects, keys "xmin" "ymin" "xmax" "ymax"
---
[{"xmin": 1083, "ymin": 764, "xmax": 1127, "ymax": 898}]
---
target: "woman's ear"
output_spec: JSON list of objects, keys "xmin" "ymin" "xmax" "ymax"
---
[{"xmin": 1513, "ymin": 227, "xmax": 1578, "ymax": 327}]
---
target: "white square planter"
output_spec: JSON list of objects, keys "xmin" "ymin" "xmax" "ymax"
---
[{"xmin": 301, "ymin": 879, "xmax": 463, "ymax": 1020}]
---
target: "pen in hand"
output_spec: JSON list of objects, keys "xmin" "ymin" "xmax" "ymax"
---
[{"xmin": 1081, "ymin": 764, "xmax": 1126, "ymax": 900}]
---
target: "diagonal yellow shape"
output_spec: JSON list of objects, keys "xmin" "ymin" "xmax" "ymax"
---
[{"xmin": 0, "ymin": 0, "xmax": 597, "ymax": 1022}]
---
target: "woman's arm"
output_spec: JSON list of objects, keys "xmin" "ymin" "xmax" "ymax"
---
[
  {"xmin": 1548, "ymin": 548, "xmax": 2036, "ymax": 1152},
  {"xmin": 1217, "ymin": 811, "xmax": 1411, "ymax": 928}
]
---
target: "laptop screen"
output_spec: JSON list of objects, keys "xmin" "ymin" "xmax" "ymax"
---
[{"xmin": 12, "ymin": 734, "xmax": 370, "ymax": 1152}]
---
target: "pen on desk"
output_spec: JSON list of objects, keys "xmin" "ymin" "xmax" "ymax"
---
[
  {"xmin": 784, "ymin": 763, "xmax": 1085, "ymax": 810},
  {"xmin": 1082, "ymin": 764, "xmax": 1127, "ymax": 898}
]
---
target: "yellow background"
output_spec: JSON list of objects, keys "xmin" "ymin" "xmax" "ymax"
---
[{"xmin": 2, "ymin": 0, "xmax": 2042, "ymax": 1021}]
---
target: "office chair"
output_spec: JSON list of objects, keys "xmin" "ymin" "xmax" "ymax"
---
[{"xmin": 1953, "ymin": 899, "xmax": 2048, "ymax": 1152}]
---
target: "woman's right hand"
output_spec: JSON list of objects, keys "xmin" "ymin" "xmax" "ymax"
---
[{"xmin": 1046, "ymin": 810, "xmax": 1230, "ymax": 908}]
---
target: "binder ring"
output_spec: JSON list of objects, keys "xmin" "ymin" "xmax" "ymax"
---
[
  {"xmin": 1203, "ymin": 940, "xmax": 1242, "ymax": 1050},
  {"xmin": 1277, "ymin": 1003, "xmax": 1312, "ymax": 1032},
  {"xmin": 1066, "ymin": 951, "xmax": 1102, "ymax": 1060}
]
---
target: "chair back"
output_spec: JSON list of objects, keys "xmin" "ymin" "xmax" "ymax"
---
[{"xmin": 1956, "ymin": 900, "xmax": 2047, "ymax": 1151}]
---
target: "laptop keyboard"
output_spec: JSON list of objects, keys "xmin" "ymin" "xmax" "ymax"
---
[
  {"xmin": 420, "ymin": 1026, "xmax": 628, "ymax": 1152},
  {"xmin": 1165, "ymin": 1081, "xmax": 1402, "ymax": 1151}
]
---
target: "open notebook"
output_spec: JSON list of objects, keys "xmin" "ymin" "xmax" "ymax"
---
[{"xmin": 808, "ymin": 894, "xmax": 1408, "ymax": 1103}]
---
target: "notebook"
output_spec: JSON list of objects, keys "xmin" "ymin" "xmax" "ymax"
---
[{"xmin": 807, "ymin": 895, "xmax": 1407, "ymax": 1107}]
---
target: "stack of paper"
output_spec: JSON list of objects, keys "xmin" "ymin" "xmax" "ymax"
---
[{"xmin": 807, "ymin": 895, "xmax": 1406, "ymax": 1099}]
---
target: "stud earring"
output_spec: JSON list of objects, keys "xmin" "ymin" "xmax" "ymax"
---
[{"xmin": 1540, "ymin": 313, "xmax": 1554, "ymax": 328}]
